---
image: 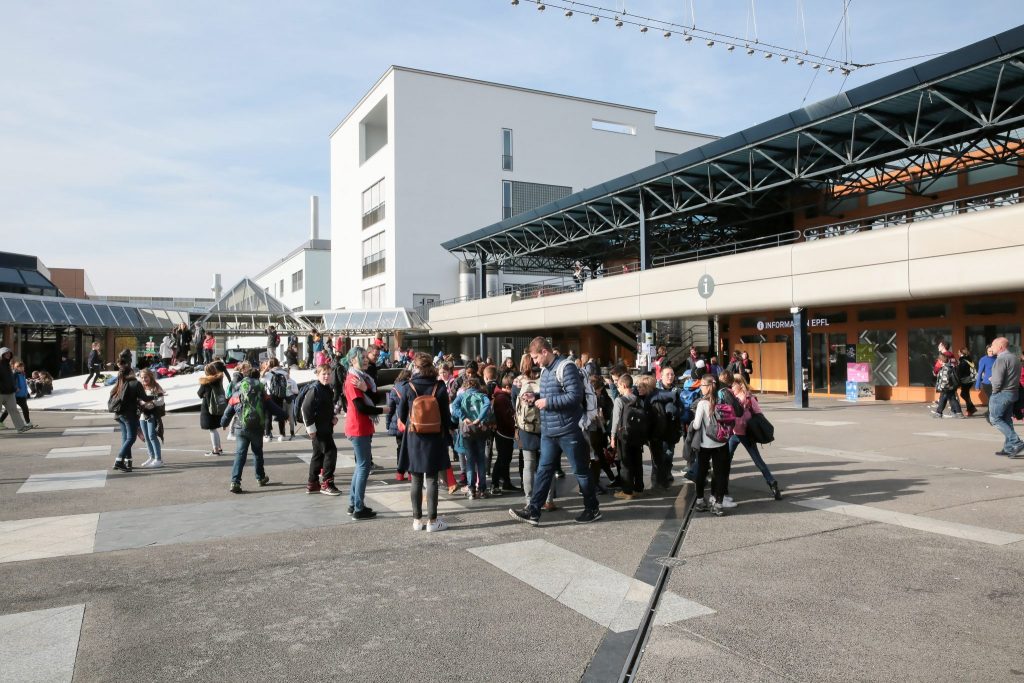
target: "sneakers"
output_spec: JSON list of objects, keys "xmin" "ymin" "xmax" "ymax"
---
[
  {"xmin": 124, "ymin": 459, "xmax": 133, "ymax": 472},
  {"xmin": 710, "ymin": 502, "xmax": 725, "ymax": 517},
  {"xmin": 542, "ymin": 501, "xmax": 558, "ymax": 511},
  {"xmin": 277, "ymin": 435, "xmax": 284, "ymax": 443},
  {"xmin": 230, "ymin": 482, "xmax": 242, "ymax": 494},
  {"xmin": 351, "ymin": 508, "xmax": 377, "ymax": 520},
  {"xmin": 346, "ymin": 505, "xmax": 354, "ymax": 514},
  {"xmin": 149, "ymin": 459, "xmax": 163, "ymax": 468},
  {"xmin": 16, "ymin": 425, "xmax": 32, "ymax": 433},
  {"xmin": 369, "ymin": 462, "xmax": 381, "ymax": 473},
  {"xmin": 574, "ymin": 509, "xmax": 602, "ymax": 524},
  {"xmin": 203, "ymin": 450, "xmax": 219, "ymax": 457},
  {"xmin": 554, "ymin": 469, "xmax": 565, "ymax": 479},
  {"xmin": 227, "ymin": 433, "xmax": 236, "ymax": 441},
  {"xmin": 263, "ymin": 435, "xmax": 271, "ymax": 442},
  {"xmin": 258, "ymin": 476, "xmax": 271, "ymax": 487},
  {"xmin": 490, "ymin": 485, "xmax": 504, "ymax": 496},
  {"xmin": 427, "ymin": 518, "xmax": 448, "ymax": 532},
  {"xmin": 613, "ymin": 491, "xmax": 635, "ymax": 500},
  {"xmin": 141, "ymin": 458, "xmax": 154, "ymax": 468},
  {"xmin": 770, "ymin": 481, "xmax": 782, "ymax": 500},
  {"xmin": 930, "ymin": 411, "xmax": 942, "ymax": 418},
  {"xmin": 306, "ymin": 482, "xmax": 320, "ymax": 494},
  {"xmin": 509, "ymin": 507, "xmax": 540, "ymax": 526},
  {"xmin": 321, "ymin": 482, "xmax": 342, "ymax": 496},
  {"xmin": 720, "ymin": 496, "xmax": 738, "ymax": 509},
  {"xmin": 113, "ymin": 461, "xmax": 129, "ymax": 472},
  {"xmin": 995, "ymin": 450, "xmax": 1009, "ymax": 456},
  {"xmin": 412, "ymin": 518, "xmax": 425, "ymax": 531},
  {"xmin": 694, "ymin": 497, "xmax": 708, "ymax": 512},
  {"xmin": 83, "ymin": 382, "xmax": 88, "ymax": 390}
]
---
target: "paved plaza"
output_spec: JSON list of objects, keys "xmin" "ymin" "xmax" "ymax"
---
[{"xmin": 1, "ymin": 398, "xmax": 1023, "ymax": 682}]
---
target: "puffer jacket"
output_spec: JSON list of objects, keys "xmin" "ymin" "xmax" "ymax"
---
[
  {"xmin": 0, "ymin": 348, "xmax": 15, "ymax": 394},
  {"xmin": 538, "ymin": 355, "xmax": 584, "ymax": 438}
]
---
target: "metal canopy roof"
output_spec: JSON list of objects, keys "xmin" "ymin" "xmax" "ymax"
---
[
  {"xmin": 444, "ymin": 25, "xmax": 1024, "ymax": 271},
  {"xmin": 196, "ymin": 278, "xmax": 312, "ymax": 333},
  {"xmin": 321, "ymin": 309, "xmax": 429, "ymax": 334},
  {"xmin": 0, "ymin": 292, "xmax": 189, "ymax": 330}
]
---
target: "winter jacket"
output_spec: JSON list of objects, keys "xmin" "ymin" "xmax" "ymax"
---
[
  {"xmin": 14, "ymin": 371, "xmax": 29, "ymax": 398},
  {"xmin": 490, "ymin": 387, "xmax": 516, "ymax": 438},
  {"xmin": 159, "ymin": 336, "xmax": 174, "ymax": 359},
  {"xmin": 87, "ymin": 349, "xmax": 102, "ymax": 370},
  {"xmin": 0, "ymin": 349, "xmax": 17, "ymax": 394},
  {"xmin": 202, "ymin": 335, "xmax": 215, "ymax": 350},
  {"xmin": 266, "ymin": 330, "xmax": 277, "ymax": 348},
  {"xmin": 386, "ymin": 379, "xmax": 408, "ymax": 435},
  {"xmin": 344, "ymin": 379, "xmax": 382, "ymax": 437},
  {"xmin": 538, "ymin": 355, "xmax": 584, "ymax": 438},
  {"xmin": 174, "ymin": 328, "xmax": 192, "ymax": 350},
  {"xmin": 397, "ymin": 376, "xmax": 453, "ymax": 475},
  {"xmin": 301, "ymin": 382, "xmax": 336, "ymax": 436},
  {"xmin": 197, "ymin": 372, "xmax": 226, "ymax": 430},
  {"xmin": 112, "ymin": 378, "xmax": 147, "ymax": 418}
]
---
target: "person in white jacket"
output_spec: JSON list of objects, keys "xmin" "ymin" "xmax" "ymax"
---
[{"xmin": 159, "ymin": 335, "xmax": 174, "ymax": 366}]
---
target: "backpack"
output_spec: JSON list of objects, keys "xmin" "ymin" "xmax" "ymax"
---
[
  {"xmin": 555, "ymin": 360, "xmax": 599, "ymax": 430},
  {"xmin": 958, "ymin": 359, "xmax": 977, "ymax": 385},
  {"xmin": 204, "ymin": 382, "xmax": 227, "ymax": 417},
  {"xmin": 107, "ymin": 382, "xmax": 127, "ymax": 413},
  {"xmin": 936, "ymin": 363, "xmax": 958, "ymax": 392},
  {"xmin": 650, "ymin": 398, "xmax": 682, "ymax": 443},
  {"xmin": 516, "ymin": 379, "xmax": 542, "ymax": 434},
  {"xmin": 293, "ymin": 381, "xmax": 318, "ymax": 424},
  {"xmin": 491, "ymin": 390, "xmax": 516, "ymax": 437},
  {"xmin": 460, "ymin": 390, "xmax": 490, "ymax": 438},
  {"xmin": 409, "ymin": 383, "xmax": 442, "ymax": 434},
  {"xmin": 267, "ymin": 370, "xmax": 288, "ymax": 399},
  {"xmin": 239, "ymin": 378, "xmax": 266, "ymax": 431},
  {"xmin": 618, "ymin": 399, "xmax": 650, "ymax": 443},
  {"xmin": 709, "ymin": 401, "xmax": 736, "ymax": 443}
]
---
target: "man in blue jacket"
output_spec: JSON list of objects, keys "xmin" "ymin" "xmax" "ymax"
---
[{"xmin": 510, "ymin": 337, "xmax": 601, "ymax": 526}]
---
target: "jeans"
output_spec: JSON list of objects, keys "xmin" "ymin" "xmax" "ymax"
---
[
  {"xmin": 529, "ymin": 428, "xmax": 599, "ymax": 516},
  {"xmin": 140, "ymin": 417, "xmax": 162, "ymax": 460},
  {"xmin": 349, "ymin": 435, "xmax": 372, "ymax": 512},
  {"xmin": 231, "ymin": 429, "xmax": 267, "ymax": 483},
  {"xmin": 410, "ymin": 472, "xmax": 439, "ymax": 520},
  {"xmin": 463, "ymin": 436, "xmax": 487, "ymax": 491},
  {"xmin": 936, "ymin": 389, "xmax": 962, "ymax": 415},
  {"xmin": 988, "ymin": 391, "xmax": 1023, "ymax": 453},
  {"xmin": 522, "ymin": 449, "xmax": 555, "ymax": 504},
  {"xmin": 204, "ymin": 348, "xmax": 213, "ymax": 364},
  {"xmin": 310, "ymin": 432, "xmax": 338, "ymax": 484},
  {"xmin": 728, "ymin": 434, "xmax": 775, "ymax": 486},
  {"xmin": 116, "ymin": 415, "xmax": 140, "ymax": 462}
]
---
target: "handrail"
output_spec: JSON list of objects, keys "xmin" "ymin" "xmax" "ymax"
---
[
  {"xmin": 803, "ymin": 187, "xmax": 1022, "ymax": 241},
  {"xmin": 651, "ymin": 231, "xmax": 801, "ymax": 268}
]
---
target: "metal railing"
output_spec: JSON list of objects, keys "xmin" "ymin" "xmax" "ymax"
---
[
  {"xmin": 651, "ymin": 231, "xmax": 801, "ymax": 268},
  {"xmin": 803, "ymin": 188, "xmax": 1022, "ymax": 241},
  {"xmin": 362, "ymin": 204, "xmax": 385, "ymax": 229}
]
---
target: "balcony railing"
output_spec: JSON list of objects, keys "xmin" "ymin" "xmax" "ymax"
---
[
  {"xmin": 362, "ymin": 204, "xmax": 385, "ymax": 229},
  {"xmin": 362, "ymin": 254, "xmax": 385, "ymax": 279}
]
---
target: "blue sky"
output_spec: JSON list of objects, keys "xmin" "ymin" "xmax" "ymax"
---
[{"xmin": 0, "ymin": 1, "xmax": 1016, "ymax": 297}]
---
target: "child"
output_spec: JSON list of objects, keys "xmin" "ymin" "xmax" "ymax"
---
[
  {"xmin": 489, "ymin": 374, "xmax": 517, "ymax": 495},
  {"xmin": 84, "ymin": 342, "xmax": 103, "ymax": 389},
  {"xmin": 302, "ymin": 363, "xmax": 342, "ymax": 496},
  {"xmin": 611, "ymin": 374, "xmax": 646, "ymax": 499},
  {"xmin": 451, "ymin": 377, "xmax": 491, "ymax": 499},
  {"xmin": 220, "ymin": 369, "xmax": 287, "ymax": 493},
  {"xmin": 0, "ymin": 361, "xmax": 32, "ymax": 428}
]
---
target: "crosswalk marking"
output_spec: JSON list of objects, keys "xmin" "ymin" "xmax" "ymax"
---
[
  {"xmin": 18, "ymin": 471, "xmax": 108, "ymax": 494},
  {"xmin": 367, "ymin": 488, "xmax": 468, "ymax": 515},
  {"xmin": 296, "ymin": 453, "xmax": 356, "ymax": 467},
  {"xmin": 913, "ymin": 431, "xmax": 1003, "ymax": 443},
  {"xmin": 468, "ymin": 539, "xmax": 714, "ymax": 633},
  {"xmin": 62, "ymin": 427, "xmax": 116, "ymax": 436},
  {"xmin": 793, "ymin": 497, "xmax": 1024, "ymax": 546},
  {"xmin": 47, "ymin": 445, "xmax": 111, "ymax": 458},
  {"xmin": 0, "ymin": 604, "xmax": 85, "ymax": 683},
  {"xmin": 783, "ymin": 446, "xmax": 903, "ymax": 463},
  {"xmin": 990, "ymin": 472, "xmax": 1024, "ymax": 482},
  {"xmin": 0, "ymin": 514, "xmax": 99, "ymax": 563},
  {"xmin": 72, "ymin": 415, "xmax": 108, "ymax": 420}
]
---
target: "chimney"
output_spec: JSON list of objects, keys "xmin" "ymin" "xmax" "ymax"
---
[
  {"xmin": 310, "ymin": 195, "xmax": 319, "ymax": 241},
  {"xmin": 212, "ymin": 273, "xmax": 222, "ymax": 301}
]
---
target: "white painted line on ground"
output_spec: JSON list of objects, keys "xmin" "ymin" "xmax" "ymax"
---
[
  {"xmin": 296, "ymin": 453, "xmax": 355, "ymax": 467},
  {"xmin": 61, "ymin": 427, "xmax": 116, "ymax": 436},
  {"xmin": 990, "ymin": 472, "xmax": 1024, "ymax": 482},
  {"xmin": 913, "ymin": 431, "xmax": 1003, "ymax": 443},
  {"xmin": 793, "ymin": 497, "xmax": 1024, "ymax": 546},
  {"xmin": 367, "ymin": 488, "xmax": 467, "ymax": 514},
  {"xmin": 774, "ymin": 419, "xmax": 856, "ymax": 427},
  {"xmin": 0, "ymin": 604, "xmax": 85, "ymax": 683},
  {"xmin": 0, "ymin": 514, "xmax": 99, "ymax": 563},
  {"xmin": 18, "ymin": 471, "xmax": 108, "ymax": 494},
  {"xmin": 783, "ymin": 446, "xmax": 903, "ymax": 463},
  {"xmin": 72, "ymin": 415, "xmax": 108, "ymax": 421},
  {"xmin": 468, "ymin": 539, "xmax": 714, "ymax": 633},
  {"xmin": 47, "ymin": 445, "xmax": 111, "ymax": 458}
]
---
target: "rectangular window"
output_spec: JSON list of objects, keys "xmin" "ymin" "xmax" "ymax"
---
[
  {"xmin": 362, "ymin": 284, "xmax": 385, "ymax": 308},
  {"xmin": 907, "ymin": 327, "xmax": 951, "ymax": 386},
  {"xmin": 857, "ymin": 307, "xmax": 896, "ymax": 322},
  {"xmin": 964, "ymin": 301, "xmax": 1017, "ymax": 316},
  {"xmin": 362, "ymin": 178, "xmax": 385, "ymax": 229},
  {"xmin": 279, "ymin": 279, "xmax": 284, "ymax": 297},
  {"xmin": 966, "ymin": 325, "xmax": 1021, "ymax": 359},
  {"xmin": 502, "ymin": 180, "xmax": 512, "ymax": 219},
  {"xmin": 967, "ymin": 162, "xmax": 1018, "ymax": 185},
  {"xmin": 502, "ymin": 128, "xmax": 513, "ymax": 171},
  {"xmin": 362, "ymin": 232, "xmax": 386, "ymax": 279},
  {"xmin": 592, "ymin": 119, "xmax": 636, "ymax": 135},
  {"xmin": 908, "ymin": 303, "xmax": 949, "ymax": 319},
  {"xmin": 291, "ymin": 270, "xmax": 303, "ymax": 292}
]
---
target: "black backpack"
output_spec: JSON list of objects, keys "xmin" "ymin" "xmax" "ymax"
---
[
  {"xmin": 619, "ymin": 402, "xmax": 650, "ymax": 443},
  {"xmin": 651, "ymin": 398, "xmax": 682, "ymax": 443}
]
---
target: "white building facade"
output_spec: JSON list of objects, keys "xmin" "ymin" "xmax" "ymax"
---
[
  {"xmin": 329, "ymin": 67, "xmax": 716, "ymax": 313},
  {"xmin": 253, "ymin": 239, "xmax": 331, "ymax": 313}
]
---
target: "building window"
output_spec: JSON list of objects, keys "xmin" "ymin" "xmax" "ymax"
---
[
  {"xmin": 291, "ymin": 270, "xmax": 303, "ymax": 292},
  {"xmin": 362, "ymin": 232, "xmax": 386, "ymax": 279},
  {"xmin": 966, "ymin": 325, "xmax": 1021, "ymax": 360},
  {"xmin": 359, "ymin": 96, "xmax": 388, "ymax": 164},
  {"xmin": 858, "ymin": 329, "xmax": 898, "ymax": 386},
  {"xmin": 279, "ymin": 279, "xmax": 284, "ymax": 297},
  {"xmin": 362, "ymin": 178, "xmax": 385, "ymax": 229},
  {"xmin": 502, "ymin": 128, "xmax": 513, "ymax": 171},
  {"xmin": 502, "ymin": 180, "xmax": 572, "ymax": 219},
  {"xmin": 907, "ymin": 327, "xmax": 951, "ymax": 386},
  {"xmin": 363, "ymin": 284, "xmax": 385, "ymax": 308},
  {"xmin": 592, "ymin": 119, "xmax": 636, "ymax": 135},
  {"xmin": 908, "ymin": 303, "xmax": 949, "ymax": 319}
]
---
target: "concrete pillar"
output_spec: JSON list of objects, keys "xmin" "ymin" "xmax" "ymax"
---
[{"xmin": 792, "ymin": 307, "xmax": 809, "ymax": 408}]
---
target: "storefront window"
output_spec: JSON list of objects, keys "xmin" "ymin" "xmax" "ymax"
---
[
  {"xmin": 908, "ymin": 327, "xmax": 950, "ymax": 386},
  {"xmin": 858, "ymin": 307, "xmax": 896, "ymax": 322},
  {"xmin": 964, "ymin": 301, "xmax": 1016, "ymax": 316},
  {"xmin": 908, "ymin": 304, "xmax": 949, "ymax": 319},
  {"xmin": 858, "ymin": 329, "xmax": 898, "ymax": 386},
  {"xmin": 966, "ymin": 325, "xmax": 1021, "ymax": 359}
]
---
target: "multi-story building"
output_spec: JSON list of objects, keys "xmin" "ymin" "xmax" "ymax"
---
[
  {"xmin": 329, "ymin": 66, "xmax": 716, "ymax": 313},
  {"xmin": 253, "ymin": 197, "xmax": 331, "ymax": 313}
]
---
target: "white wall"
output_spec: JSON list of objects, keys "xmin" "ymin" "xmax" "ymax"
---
[
  {"xmin": 330, "ymin": 67, "xmax": 712, "ymax": 312},
  {"xmin": 254, "ymin": 247, "xmax": 331, "ymax": 312}
]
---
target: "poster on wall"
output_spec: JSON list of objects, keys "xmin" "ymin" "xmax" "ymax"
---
[
  {"xmin": 856, "ymin": 344, "xmax": 874, "ymax": 363},
  {"xmin": 847, "ymin": 362, "xmax": 872, "ymax": 383}
]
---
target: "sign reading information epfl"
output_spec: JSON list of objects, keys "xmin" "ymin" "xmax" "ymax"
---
[{"xmin": 756, "ymin": 319, "xmax": 830, "ymax": 331}]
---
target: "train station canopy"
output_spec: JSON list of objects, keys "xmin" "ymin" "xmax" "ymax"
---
[
  {"xmin": 443, "ymin": 24, "xmax": 1024, "ymax": 273},
  {"xmin": 319, "ymin": 308, "xmax": 430, "ymax": 334},
  {"xmin": 0, "ymin": 291, "xmax": 189, "ymax": 330},
  {"xmin": 195, "ymin": 278, "xmax": 312, "ymax": 333}
]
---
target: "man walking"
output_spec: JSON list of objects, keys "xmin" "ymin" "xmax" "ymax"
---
[
  {"xmin": 988, "ymin": 337, "xmax": 1024, "ymax": 458},
  {"xmin": 510, "ymin": 336, "xmax": 601, "ymax": 525}
]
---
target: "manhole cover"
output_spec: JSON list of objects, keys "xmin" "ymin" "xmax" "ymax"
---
[{"xmin": 655, "ymin": 556, "xmax": 687, "ymax": 568}]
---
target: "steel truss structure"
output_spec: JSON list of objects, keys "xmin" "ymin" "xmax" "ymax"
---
[{"xmin": 443, "ymin": 26, "xmax": 1024, "ymax": 274}]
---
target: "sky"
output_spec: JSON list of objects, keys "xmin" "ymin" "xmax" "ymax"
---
[{"xmin": 0, "ymin": 1, "xmax": 1017, "ymax": 298}]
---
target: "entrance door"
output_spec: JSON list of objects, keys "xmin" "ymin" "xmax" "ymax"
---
[{"xmin": 811, "ymin": 332, "xmax": 848, "ymax": 395}]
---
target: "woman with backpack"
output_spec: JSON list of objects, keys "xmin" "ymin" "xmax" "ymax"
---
[
  {"xmin": 690, "ymin": 375, "xmax": 732, "ymax": 516},
  {"xmin": 512, "ymin": 356, "xmax": 557, "ymax": 509},
  {"xmin": 957, "ymin": 348, "xmax": 978, "ymax": 417},
  {"xmin": 931, "ymin": 344, "xmax": 964, "ymax": 418},
  {"xmin": 451, "ymin": 376, "xmax": 491, "ymax": 499},
  {"xmin": 198, "ymin": 363, "xmax": 227, "ymax": 457},
  {"xmin": 730, "ymin": 375, "xmax": 781, "ymax": 501},
  {"xmin": 110, "ymin": 366, "xmax": 146, "ymax": 472},
  {"xmin": 262, "ymin": 359, "xmax": 290, "ymax": 442},
  {"xmin": 137, "ymin": 369, "xmax": 166, "ymax": 468},
  {"xmin": 387, "ymin": 369, "xmax": 412, "ymax": 481},
  {"xmin": 397, "ymin": 353, "xmax": 453, "ymax": 532}
]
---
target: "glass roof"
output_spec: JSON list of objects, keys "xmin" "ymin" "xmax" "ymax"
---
[
  {"xmin": 196, "ymin": 277, "xmax": 310, "ymax": 331},
  {"xmin": 0, "ymin": 293, "xmax": 190, "ymax": 330},
  {"xmin": 205, "ymin": 278, "xmax": 287, "ymax": 314},
  {"xmin": 321, "ymin": 308, "xmax": 429, "ymax": 333}
]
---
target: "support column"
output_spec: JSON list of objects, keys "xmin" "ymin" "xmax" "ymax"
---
[
  {"xmin": 792, "ymin": 307, "xmax": 809, "ymax": 408},
  {"xmin": 476, "ymin": 255, "xmax": 486, "ymax": 360},
  {"xmin": 638, "ymin": 197, "xmax": 652, "ymax": 371}
]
